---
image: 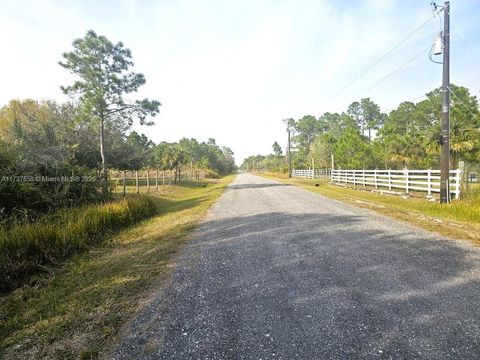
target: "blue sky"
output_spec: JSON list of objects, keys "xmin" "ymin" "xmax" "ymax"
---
[{"xmin": 1, "ymin": 0, "xmax": 479, "ymax": 164}]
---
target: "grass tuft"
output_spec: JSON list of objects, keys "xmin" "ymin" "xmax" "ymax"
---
[{"xmin": 0, "ymin": 196, "xmax": 158, "ymax": 293}]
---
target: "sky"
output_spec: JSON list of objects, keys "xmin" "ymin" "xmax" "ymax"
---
[{"xmin": 1, "ymin": 0, "xmax": 479, "ymax": 165}]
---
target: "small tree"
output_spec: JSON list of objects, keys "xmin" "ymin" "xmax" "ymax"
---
[
  {"xmin": 60, "ymin": 30, "xmax": 160, "ymax": 193},
  {"xmin": 272, "ymin": 141, "xmax": 283, "ymax": 156}
]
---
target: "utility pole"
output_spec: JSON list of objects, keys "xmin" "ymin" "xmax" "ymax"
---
[
  {"xmin": 287, "ymin": 124, "xmax": 292, "ymax": 178},
  {"xmin": 440, "ymin": 1, "xmax": 450, "ymax": 203}
]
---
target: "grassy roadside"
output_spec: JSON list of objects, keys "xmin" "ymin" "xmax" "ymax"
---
[
  {"xmin": 259, "ymin": 172, "xmax": 480, "ymax": 244},
  {"xmin": 0, "ymin": 196, "xmax": 159, "ymax": 293},
  {"xmin": 0, "ymin": 176, "xmax": 234, "ymax": 359}
]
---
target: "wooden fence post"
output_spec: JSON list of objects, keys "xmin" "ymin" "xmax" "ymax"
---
[
  {"xmin": 388, "ymin": 169, "xmax": 392, "ymax": 190},
  {"xmin": 146, "ymin": 170, "xmax": 150, "ymax": 193},
  {"xmin": 156, "ymin": 170, "xmax": 159, "ymax": 192},
  {"xmin": 374, "ymin": 169, "xmax": 378, "ymax": 189},
  {"xmin": 363, "ymin": 169, "xmax": 366, "ymax": 187},
  {"xmin": 135, "ymin": 170, "xmax": 139, "ymax": 194},
  {"xmin": 122, "ymin": 170, "xmax": 126, "ymax": 198}
]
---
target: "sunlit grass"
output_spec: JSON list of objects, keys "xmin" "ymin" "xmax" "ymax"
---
[
  {"xmin": 0, "ymin": 196, "xmax": 158, "ymax": 293},
  {"xmin": 0, "ymin": 176, "xmax": 234, "ymax": 359}
]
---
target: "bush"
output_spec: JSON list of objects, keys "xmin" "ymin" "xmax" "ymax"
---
[
  {"xmin": 0, "ymin": 166, "xmax": 106, "ymax": 223},
  {"xmin": 0, "ymin": 196, "xmax": 157, "ymax": 293}
]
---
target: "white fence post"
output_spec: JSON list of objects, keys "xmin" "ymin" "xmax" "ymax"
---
[
  {"xmin": 404, "ymin": 168, "xmax": 409, "ymax": 194},
  {"xmin": 454, "ymin": 169, "xmax": 462, "ymax": 200},
  {"xmin": 427, "ymin": 168, "xmax": 432, "ymax": 196},
  {"xmin": 374, "ymin": 169, "xmax": 378, "ymax": 189},
  {"xmin": 388, "ymin": 169, "xmax": 392, "ymax": 190}
]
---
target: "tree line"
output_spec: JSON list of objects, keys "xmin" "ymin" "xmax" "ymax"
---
[
  {"xmin": 0, "ymin": 99, "xmax": 235, "ymax": 218},
  {"xmin": 241, "ymin": 84, "xmax": 479, "ymax": 172},
  {"xmin": 0, "ymin": 30, "xmax": 235, "ymax": 221}
]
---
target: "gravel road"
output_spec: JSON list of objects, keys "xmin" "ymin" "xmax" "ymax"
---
[{"xmin": 111, "ymin": 173, "xmax": 480, "ymax": 359}]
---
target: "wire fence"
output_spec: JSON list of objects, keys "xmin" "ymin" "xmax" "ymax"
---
[{"xmin": 461, "ymin": 161, "xmax": 480, "ymax": 193}]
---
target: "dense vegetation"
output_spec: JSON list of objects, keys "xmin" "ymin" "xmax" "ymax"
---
[
  {"xmin": 0, "ymin": 196, "xmax": 157, "ymax": 292},
  {"xmin": 241, "ymin": 84, "xmax": 479, "ymax": 171},
  {"xmin": 0, "ymin": 31, "xmax": 235, "ymax": 292},
  {"xmin": 0, "ymin": 30, "xmax": 235, "ymax": 223},
  {"xmin": 0, "ymin": 178, "xmax": 233, "ymax": 358}
]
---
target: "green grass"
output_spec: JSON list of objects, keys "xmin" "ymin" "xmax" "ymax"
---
[
  {"xmin": 0, "ymin": 196, "xmax": 158, "ymax": 293},
  {"xmin": 0, "ymin": 176, "xmax": 234, "ymax": 359},
  {"xmin": 260, "ymin": 172, "xmax": 480, "ymax": 244}
]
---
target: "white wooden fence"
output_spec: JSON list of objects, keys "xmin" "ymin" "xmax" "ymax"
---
[
  {"xmin": 291, "ymin": 169, "xmax": 331, "ymax": 179},
  {"xmin": 330, "ymin": 169, "xmax": 462, "ymax": 199}
]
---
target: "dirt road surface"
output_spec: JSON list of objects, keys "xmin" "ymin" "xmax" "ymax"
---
[{"xmin": 112, "ymin": 174, "xmax": 480, "ymax": 359}]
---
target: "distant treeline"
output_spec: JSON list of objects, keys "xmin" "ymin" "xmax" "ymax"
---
[
  {"xmin": 241, "ymin": 84, "xmax": 479, "ymax": 172},
  {"xmin": 0, "ymin": 99, "xmax": 235, "ymax": 220}
]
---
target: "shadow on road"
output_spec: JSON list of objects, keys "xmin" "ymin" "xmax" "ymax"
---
[{"xmin": 113, "ymin": 210, "xmax": 480, "ymax": 359}]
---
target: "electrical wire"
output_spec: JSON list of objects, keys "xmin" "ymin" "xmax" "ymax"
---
[
  {"xmin": 430, "ymin": 2, "xmax": 444, "ymax": 31},
  {"xmin": 409, "ymin": 94, "xmax": 428, "ymax": 102},
  {"xmin": 447, "ymin": 86, "xmax": 480, "ymax": 121},
  {"xmin": 451, "ymin": 15, "xmax": 473, "ymax": 54},
  {"xmin": 321, "ymin": 13, "xmax": 436, "ymax": 107},
  {"xmin": 383, "ymin": 94, "xmax": 427, "ymax": 114},
  {"xmin": 363, "ymin": 46, "xmax": 430, "ymax": 94},
  {"xmin": 428, "ymin": 2, "xmax": 444, "ymax": 64}
]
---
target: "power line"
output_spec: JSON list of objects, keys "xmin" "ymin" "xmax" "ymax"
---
[
  {"xmin": 447, "ymin": 86, "xmax": 480, "ymax": 120},
  {"xmin": 409, "ymin": 94, "xmax": 428, "ymax": 102},
  {"xmin": 451, "ymin": 15, "xmax": 473, "ymax": 54},
  {"xmin": 321, "ymin": 13, "xmax": 435, "ymax": 107},
  {"xmin": 363, "ymin": 46, "xmax": 430, "ymax": 94},
  {"xmin": 383, "ymin": 94, "xmax": 427, "ymax": 114},
  {"xmin": 431, "ymin": 1, "xmax": 444, "ymax": 32}
]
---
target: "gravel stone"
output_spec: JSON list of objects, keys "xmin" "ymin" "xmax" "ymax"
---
[{"xmin": 111, "ymin": 174, "xmax": 480, "ymax": 359}]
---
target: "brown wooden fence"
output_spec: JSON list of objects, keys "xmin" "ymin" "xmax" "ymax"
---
[{"xmin": 109, "ymin": 169, "xmax": 206, "ymax": 196}]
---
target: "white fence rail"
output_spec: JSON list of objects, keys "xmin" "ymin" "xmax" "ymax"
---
[
  {"xmin": 330, "ymin": 169, "xmax": 462, "ymax": 199},
  {"xmin": 291, "ymin": 169, "xmax": 331, "ymax": 179}
]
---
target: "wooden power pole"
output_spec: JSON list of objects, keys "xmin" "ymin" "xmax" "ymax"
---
[
  {"xmin": 440, "ymin": 1, "xmax": 450, "ymax": 203},
  {"xmin": 287, "ymin": 122, "xmax": 292, "ymax": 178}
]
